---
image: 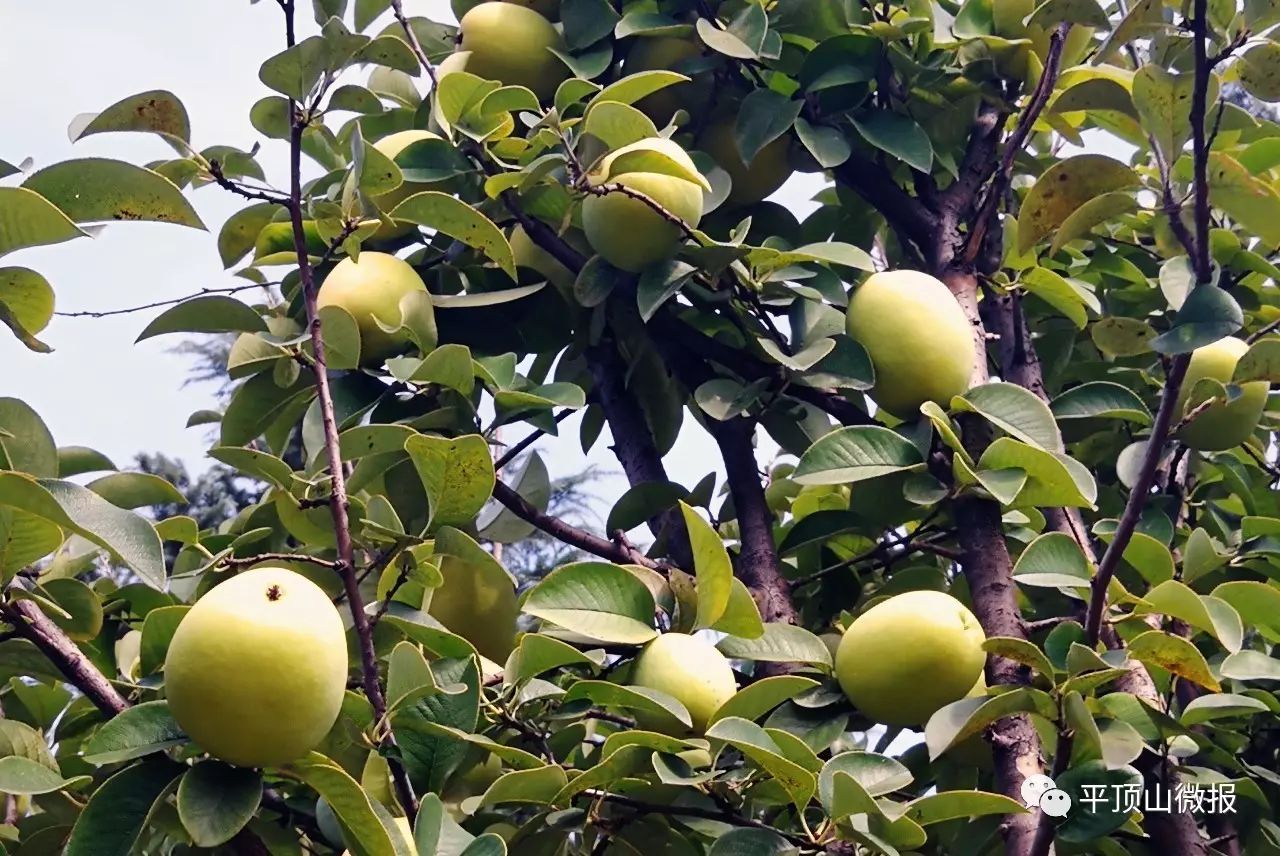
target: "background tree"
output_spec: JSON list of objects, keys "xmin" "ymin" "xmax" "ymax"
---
[{"xmin": 0, "ymin": 1, "xmax": 1279, "ymax": 855}]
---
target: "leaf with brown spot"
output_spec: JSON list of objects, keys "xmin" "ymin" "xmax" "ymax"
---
[
  {"xmin": 1016, "ymin": 155, "xmax": 1138, "ymax": 253},
  {"xmin": 69, "ymin": 90, "xmax": 191, "ymax": 147}
]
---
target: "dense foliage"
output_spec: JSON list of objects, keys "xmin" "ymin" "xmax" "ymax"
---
[{"xmin": 2, "ymin": 0, "xmax": 1280, "ymax": 854}]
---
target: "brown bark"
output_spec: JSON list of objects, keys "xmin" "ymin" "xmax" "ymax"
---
[{"xmin": 2, "ymin": 599, "xmax": 128, "ymax": 716}]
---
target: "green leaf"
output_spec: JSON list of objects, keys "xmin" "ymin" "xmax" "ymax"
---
[
  {"xmin": 0, "ymin": 509, "xmax": 63, "ymax": 579},
  {"xmin": 459, "ymin": 833, "xmax": 508, "ymax": 856},
  {"xmin": 717, "ymin": 623, "xmax": 832, "ymax": 668},
  {"xmin": 82, "ymin": 701, "xmax": 187, "ymax": 765},
  {"xmin": 696, "ymin": 17, "xmax": 758, "ymax": 59},
  {"xmin": 23, "ymin": 159, "xmax": 204, "ymax": 228},
  {"xmin": 391, "ymin": 192, "xmax": 516, "ymax": 278},
  {"xmin": 905, "ymin": 790, "xmax": 1028, "ymax": 825},
  {"xmin": 136, "ymin": 296, "xmax": 268, "ymax": 342},
  {"xmin": 1050, "ymin": 382, "xmax": 1150, "ymax": 423},
  {"xmin": 0, "ymin": 267, "xmax": 55, "ymax": 343},
  {"xmin": 581, "ymin": 101, "xmax": 658, "ymax": 150},
  {"xmin": 1181, "ymin": 693, "xmax": 1268, "ymax": 725},
  {"xmin": 709, "ymin": 578, "xmax": 765, "ymax": 640},
  {"xmin": 0, "ymin": 756, "xmax": 88, "ymax": 795},
  {"xmin": 982, "ymin": 637, "xmax": 1056, "ymax": 684},
  {"xmin": 1055, "ymin": 762, "xmax": 1142, "ymax": 842},
  {"xmin": 57, "ymin": 445, "xmax": 117, "ymax": 478},
  {"xmin": 1213, "ymin": 581, "xmax": 1280, "ymax": 638},
  {"xmin": 925, "ymin": 688, "xmax": 1057, "ymax": 759},
  {"xmin": 1127, "ymin": 630, "xmax": 1219, "ymax": 691},
  {"xmin": 1132, "ymin": 67, "xmax": 1199, "ymax": 162},
  {"xmin": 86, "ymin": 472, "xmax": 186, "ymax": 509},
  {"xmin": 176, "ymin": 762, "xmax": 263, "ymax": 847},
  {"xmin": 1013, "ymin": 532, "xmax": 1091, "ymax": 584},
  {"xmin": 794, "ymin": 117, "xmax": 851, "ymax": 168},
  {"xmin": 954, "ymin": 382, "xmax": 1063, "ymax": 452},
  {"xmin": 1018, "ymin": 266, "xmax": 1091, "ymax": 328},
  {"xmin": 976, "ymin": 438, "xmax": 1096, "ymax": 508},
  {"xmin": 259, "ymin": 36, "xmax": 329, "ymax": 101},
  {"xmin": 1220, "ymin": 650, "xmax": 1280, "ymax": 681},
  {"xmin": 1208, "ymin": 152, "xmax": 1280, "ymax": 248},
  {"xmin": 733, "ymin": 88, "xmax": 802, "ymax": 165},
  {"xmin": 592, "ymin": 71, "xmax": 689, "ymax": 112},
  {"xmin": 1026, "ymin": 0, "xmax": 1109, "ymax": 28},
  {"xmin": 1091, "ymin": 316, "xmax": 1156, "ymax": 357},
  {"xmin": 707, "ymin": 717, "xmax": 816, "ymax": 808},
  {"xmin": 820, "ymin": 751, "xmax": 912, "ymax": 804},
  {"xmin": 503, "ymin": 633, "xmax": 602, "ymax": 684},
  {"xmin": 393, "ymin": 657, "xmax": 481, "ymax": 794},
  {"xmin": 64, "ymin": 759, "xmax": 183, "ymax": 856},
  {"xmin": 285, "ymin": 753, "xmax": 398, "ymax": 856},
  {"xmin": 1049, "ymin": 191, "xmax": 1138, "ymax": 256},
  {"xmin": 851, "ymin": 111, "xmax": 933, "ymax": 173},
  {"xmin": 479, "ymin": 765, "xmax": 568, "ymax": 807},
  {"xmin": 404, "ymin": 433, "xmax": 495, "ymax": 531},
  {"xmin": 564, "ymin": 681, "xmax": 692, "ymax": 732},
  {"xmin": 478, "ymin": 451, "xmax": 549, "ymax": 543},
  {"xmin": 679, "ymin": 501, "xmax": 733, "ymax": 630},
  {"xmin": 40, "ymin": 578, "xmax": 104, "ymax": 641},
  {"xmin": 1233, "ymin": 337, "xmax": 1280, "ymax": 383},
  {"xmin": 1151, "ymin": 285, "xmax": 1243, "ymax": 355},
  {"xmin": 0, "ymin": 473, "xmax": 166, "ymax": 588},
  {"xmin": 140, "ymin": 605, "xmax": 189, "ymax": 676},
  {"xmin": 606, "ymin": 481, "xmax": 687, "ymax": 534},
  {"xmin": 522, "ymin": 561, "xmax": 658, "ymax": 644},
  {"xmin": 792, "ymin": 426, "xmax": 924, "ymax": 485},
  {"xmin": 207, "ymin": 447, "xmax": 295, "ymax": 490},
  {"xmin": 709, "ymin": 676, "xmax": 820, "ymax": 727},
  {"xmin": 1016, "ymin": 155, "xmax": 1138, "ymax": 253},
  {"xmin": 0, "ymin": 397, "xmax": 58, "ymax": 477},
  {"xmin": 1239, "ymin": 42, "xmax": 1280, "ymax": 102},
  {"xmin": 707, "ymin": 829, "xmax": 797, "ymax": 856},
  {"xmin": 0, "ymin": 187, "xmax": 87, "ymax": 257},
  {"xmin": 70, "ymin": 90, "xmax": 191, "ymax": 143}
]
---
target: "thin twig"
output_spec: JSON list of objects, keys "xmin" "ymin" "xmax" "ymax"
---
[
  {"xmin": 389, "ymin": 0, "xmax": 439, "ymax": 89},
  {"xmin": 493, "ymin": 409, "xmax": 573, "ymax": 471},
  {"xmin": 217, "ymin": 552, "xmax": 341, "ymax": 570},
  {"xmin": 54, "ymin": 283, "xmax": 276, "ymax": 318},
  {"xmin": 207, "ymin": 159, "xmax": 290, "ymax": 206}
]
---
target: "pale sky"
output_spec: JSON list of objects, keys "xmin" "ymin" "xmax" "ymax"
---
[{"xmin": 1, "ymin": 1, "xmax": 824, "ymax": 522}]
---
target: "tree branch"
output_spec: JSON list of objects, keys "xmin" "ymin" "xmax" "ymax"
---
[
  {"xmin": 280, "ymin": 2, "xmax": 417, "ymax": 823},
  {"xmin": 1, "ymin": 598, "xmax": 128, "ymax": 716},
  {"xmin": 490, "ymin": 480, "xmax": 660, "ymax": 568},
  {"xmin": 54, "ymin": 283, "xmax": 277, "ymax": 319}
]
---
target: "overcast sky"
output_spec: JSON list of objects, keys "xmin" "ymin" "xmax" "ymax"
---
[{"xmin": 2, "ymin": 1, "xmax": 828, "ymax": 528}]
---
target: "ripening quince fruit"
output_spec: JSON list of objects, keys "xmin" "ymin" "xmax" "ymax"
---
[
  {"xmin": 457, "ymin": 2, "xmax": 568, "ymax": 100},
  {"xmin": 835, "ymin": 590, "xmax": 986, "ymax": 726},
  {"xmin": 453, "ymin": 0, "xmax": 559, "ymax": 21},
  {"xmin": 698, "ymin": 120, "xmax": 790, "ymax": 207},
  {"xmin": 164, "ymin": 568, "xmax": 348, "ymax": 767},
  {"xmin": 624, "ymin": 36, "xmax": 711, "ymax": 126},
  {"xmin": 845, "ymin": 270, "xmax": 975, "ymax": 418},
  {"xmin": 510, "ymin": 224, "xmax": 590, "ymax": 298},
  {"xmin": 630, "ymin": 632, "xmax": 737, "ymax": 733},
  {"xmin": 370, "ymin": 130, "xmax": 446, "ymax": 240},
  {"xmin": 317, "ymin": 252, "xmax": 427, "ymax": 365},
  {"xmin": 1175, "ymin": 336, "xmax": 1269, "ymax": 452},
  {"xmin": 582, "ymin": 138, "xmax": 708, "ymax": 272},
  {"xmin": 427, "ymin": 552, "xmax": 520, "ymax": 663}
]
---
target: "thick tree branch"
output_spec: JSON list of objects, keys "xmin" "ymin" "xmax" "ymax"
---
[
  {"xmin": 1, "ymin": 598, "xmax": 128, "ymax": 716},
  {"xmin": 490, "ymin": 480, "xmax": 659, "ymax": 568}
]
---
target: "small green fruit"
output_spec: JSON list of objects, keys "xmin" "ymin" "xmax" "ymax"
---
[
  {"xmin": 845, "ymin": 270, "xmax": 975, "ymax": 418},
  {"xmin": 164, "ymin": 568, "xmax": 348, "ymax": 767},
  {"xmin": 316, "ymin": 252, "xmax": 427, "ymax": 365},
  {"xmin": 835, "ymin": 590, "xmax": 986, "ymax": 726},
  {"xmin": 698, "ymin": 120, "xmax": 790, "ymax": 206},
  {"xmin": 1175, "ymin": 336, "xmax": 1269, "ymax": 452},
  {"xmin": 457, "ymin": 3, "xmax": 568, "ymax": 100},
  {"xmin": 630, "ymin": 632, "xmax": 737, "ymax": 733},
  {"xmin": 582, "ymin": 138, "xmax": 706, "ymax": 272}
]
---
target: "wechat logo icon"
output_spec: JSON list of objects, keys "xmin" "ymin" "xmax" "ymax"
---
[{"xmin": 1021, "ymin": 774, "xmax": 1072, "ymax": 818}]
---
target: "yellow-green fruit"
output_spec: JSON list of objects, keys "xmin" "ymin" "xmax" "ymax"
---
[
  {"xmin": 630, "ymin": 633, "xmax": 737, "ymax": 732},
  {"xmin": 317, "ymin": 252, "xmax": 427, "ymax": 365},
  {"xmin": 510, "ymin": 225, "xmax": 589, "ymax": 297},
  {"xmin": 845, "ymin": 270, "xmax": 975, "ymax": 418},
  {"xmin": 370, "ymin": 130, "xmax": 445, "ymax": 240},
  {"xmin": 453, "ymin": 0, "xmax": 560, "ymax": 22},
  {"xmin": 835, "ymin": 591, "xmax": 986, "ymax": 726},
  {"xmin": 698, "ymin": 120, "xmax": 790, "ymax": 206},
  {"xmin": 626, "ymin": 36, "xmax": 706, "ymax": 125},
  {"xmin": 428, "ymin": 558, "xmax": 520, "ymax": 663},
  {"xmin": 164, "ymin": 568, "xmax": 347, "ymax": 767},
  {"xmin": 582, "ymin": 139, "xmax": 705, "ymax": 272},
  {"xmin": 458, "ymin": 3, "xmax": 568, "ymax": 100},
  {"xmin": 1174, "ymin": 336, "xmax": 1269, "ymax": 452}
]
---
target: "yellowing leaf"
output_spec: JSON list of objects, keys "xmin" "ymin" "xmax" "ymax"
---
[{"xmin": 1016, "ymin": 155, "xmax": 1138, "ymax": 253}]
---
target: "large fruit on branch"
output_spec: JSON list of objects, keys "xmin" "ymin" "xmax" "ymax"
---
[
  {"xmin": 456, "ymin": 2, "xmax": 568, "ymax": 100},
  {"xmin": 630, "ymin": 632, "xmax": 737, "ymax": 733},
  {"xmin": 369, "ymin": 130, "xmax": 448, "ymax": 240},
  {"xmin": 845, "ymin": 270, "xmax": 976, "ymax": 418},
  {"xmin": 1174, "ymin": 336, "xmax": 1269, "ymax": 452},
  {"xmin": 834, "ymin": 590, "xmax": 986, "ymax": 726},
  {"xmin": 316, "ymin": 252, "xmax": 428, "ymax": 365},
  {"xmin": 582, "ymin": 138, "xmax": 707, "ymax": 272},
  {"xmin": 164, "ymin": 568, "xmax": 348, "ymax": 768}
]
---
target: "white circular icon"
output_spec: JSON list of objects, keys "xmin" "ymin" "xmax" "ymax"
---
[
  {"xmin": 1040, "ymin": 788, "xmax": 1072, "ymax": 818},
  {"xmin": 1021, "ymin": 773, "xmax": 1057, "ymax": 807}
]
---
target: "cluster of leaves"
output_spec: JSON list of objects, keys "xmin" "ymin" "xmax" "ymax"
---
[{"xmin": 3, "ymin": 0, "xmax": 1280, "ymax": 854}]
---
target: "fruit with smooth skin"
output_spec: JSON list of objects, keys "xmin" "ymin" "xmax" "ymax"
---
[
  {"xmin": 370, "ymin": 130, "xmax": 446, "ymax": 240},
  {"xmin": 1174, "ymin": 336, "xmax": 1269, "ymax": 451},
  {"xmin": 625, "ymin": 36, "xmax": 710, "ymax": 126},
  {"xmin": 630, "ymin": 632, "xmax": 737, "ymax": 733},
  {"xmin": 164, "ymin": 568, "xmax": 348, "ymax": 767},
  {"xmin": 845, "ymin": 270, "xmax": 976, "ymax": 418},
  {"xmin": 698, "ymin": 120, "xmax": 790, "ymax": 206},
  {"xmin": 316, "ymin": 252, "xmax": 427, "ymax": 365},
  {"xmin": 582, "ymin": 138, "xmax": 707, "ymax": 272},
  {"xmin": 457, "ymin": 3, "xmax": 568, "ymax": 100},
  {"xmin": 453, "ymin": 0, "xmax": 560, "ymax": 21},
  {"xmin": 428, "ymin": 554, "xmax": 520, "ymax": 663},
  {"xmin": 835, "ymin": 590, "xmax": 986, "ymax": 726},
  {"xmin": 510, "ymin": 225, "xmax": 590, "ymax": 297}
]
